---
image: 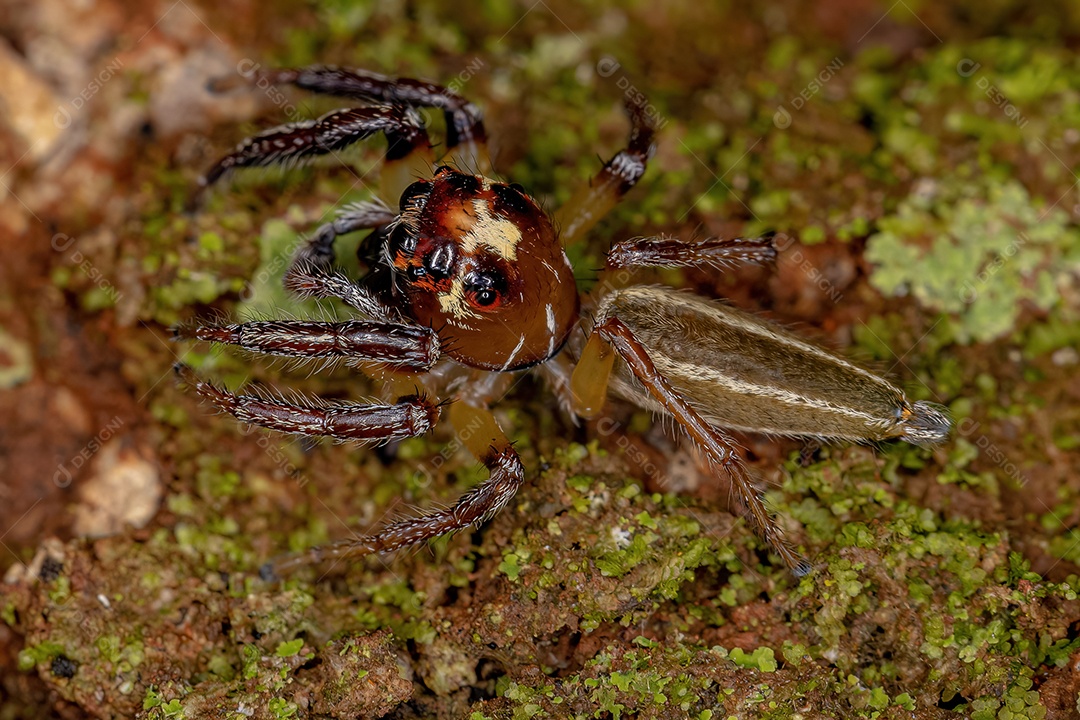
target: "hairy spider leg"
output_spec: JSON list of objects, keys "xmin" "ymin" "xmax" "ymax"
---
[
  {"xmin": 281, "ymin": 262, "xmax": 402, "ymax": 323},
  {"xmin": 174, "ymin": 319, "xmax": 440, "ymax": 373},
  {"xmin": 252, "ymin": 66, "xmax": 491, "ymax": 197},
  {"xmin": 554, "ymin": 100, "xmax": 656, "ymax": 247},
  {"xmin": 264, "ymin": 404, "xmax": 525, "ymax": 577},
  {"xmin": 198, "ymin": 105, "xmax": 430, "ymax": 205},
  {"xmin": 575, "ymin": 317, "xmax": 810, "ymax": 575},
  {"xmin": 292, "ymin": 200, "xmax": 398, "ymax": 269},
  {"xmin": 176, "ymin": 321, "xmax": 529, "ymax": 576},
  {"xmin": 174, "ymin": 363, "xmax": 440, "ymax": 444},
  {"xmin": 605, "ymin": 234, "xmax": 778, "ymax": 270}
]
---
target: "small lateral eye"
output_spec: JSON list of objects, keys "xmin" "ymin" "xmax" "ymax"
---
[{"xmin": 509, "ymin": 182, "xmax": 526, "ymax": 194}]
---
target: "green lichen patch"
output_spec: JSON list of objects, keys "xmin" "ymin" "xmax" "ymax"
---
[{"xmin": 865, "ymin": 177, "xmax": 1079, "ymax": 344}]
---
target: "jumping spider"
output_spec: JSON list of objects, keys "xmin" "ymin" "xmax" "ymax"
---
[{"xmin": 176, "ymin": 65, "xmax": 950, "ymax": 577}]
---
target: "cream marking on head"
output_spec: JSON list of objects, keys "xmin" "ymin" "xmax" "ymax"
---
[
  {"xmin": 461, "ymin": 198, "xmax": 521, "ymax": 261},
  {"xmin": 438, "ymin": 276, "xmax": 480, "ymax": 320}
]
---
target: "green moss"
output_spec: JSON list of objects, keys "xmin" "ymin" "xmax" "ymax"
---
[
  {"xmin": 10, "ymin": 4, "xmax": 1080, "ymax": 720},
  {"xmin": 17, "ymin": 641, "xmax": 67, "ymax": 671},
  {"xmin": 497, "ymin": 552, "xmax": 522, "ymax": 581},
  {"xmin": 595, "ymin": 532, "xmax": 656, "ymax": 578},
  {"xmin": 275, "ymin": 638, "xmax": 304, "ymax": 657},
  {"xmin": 267, "ymin": 697, "xmax": 299, "ymax": 719},
  {"xmin": 728, "ymin": 647, "xmax": 778, "ymax": 673}
]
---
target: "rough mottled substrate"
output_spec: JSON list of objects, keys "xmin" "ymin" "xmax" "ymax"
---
[{"xmin": 6, "ymin": 443, "xmax": 1079, "ymax": 719}]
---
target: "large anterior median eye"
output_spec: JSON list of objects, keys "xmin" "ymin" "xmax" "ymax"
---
[
  {"xmin": 473, "ymin": 289, "xmax": 498, "ymax": 307},
  {"xmin": 465, "ymin": 270, "xmax": 505, "ymax": 309}
]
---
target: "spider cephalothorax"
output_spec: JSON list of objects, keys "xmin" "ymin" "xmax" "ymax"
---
[
  {"xmin": 388, "ymin": 166, "xmax": 579, "ymax": 370},
  {"xmin": 177, "ymin": 65, "xmax": 949, "ymax": 578}
]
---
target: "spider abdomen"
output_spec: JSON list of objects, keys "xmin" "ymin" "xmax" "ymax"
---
[{"xmin": 597, "ymin": 286, "xmax": 950, "ymax": 446}]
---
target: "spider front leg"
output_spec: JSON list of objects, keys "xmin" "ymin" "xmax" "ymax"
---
[
  {"xmin": 198, "ymin": 104, "xmax": 431, "ymax": 205},
  {"xmin": 605, "ymin": 234, "xmax": 777, "ymax": 270},
  {"xmin": 554, "ymin": 100, "xmax": 656, "ymax": 246},
  {"xmin": 248, "ymin": 65, "xmax": 492, "ymax": 189},
  {"xmin": 265, "ymin": 402, "xmax": 525, "ymax": 578},
  {"xmin": 174, "ymin": 318, "xmax": 439, "ymax": 372},
  {"xmin": 281, "ymin": 261, "xmax": 402, "ymax": 324},
  {"xmin": 291, "ymin": 199, "xmax": 397, "ymax": 268},
  {"xmin": 570, "ymin": 316, "xmax": 810, "ymax": 576}
]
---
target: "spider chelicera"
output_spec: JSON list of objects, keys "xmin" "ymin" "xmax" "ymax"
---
[{"xmin": 176, "ymin": 65, "xmax": 950, "ymax": 577}]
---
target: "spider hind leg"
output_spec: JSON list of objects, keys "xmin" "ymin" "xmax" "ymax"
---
[
  {"xmin": 262, "ymin": 403, "xmax": 526, "ymax": 578},
  {"xmin": 571, "ymin": 316, "xmax": 809, "ymax": 575}
]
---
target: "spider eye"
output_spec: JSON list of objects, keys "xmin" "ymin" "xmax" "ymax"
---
[
  {"xmin": 465, "ymin": 270, "xmax": 505, "ymax": 309},
  {"xmin": 474, "ymin": 289, "xmax": 498, "ymax": 306},
  {"xmin": 406, "ymin": 265, "xmax": 426, "ymax": 282},
  {"xmin": 425, "ymin": 245, "xmax": 455, "ymax": 279}
]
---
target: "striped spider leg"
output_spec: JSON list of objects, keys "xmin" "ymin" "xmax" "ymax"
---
[
  {"xmin": 198, "ymin": 64, "xmax": 490, "ymax": 205},
  {"xmin": 172, "ymin": 300, "xmax": 528, "ymax": 579}
]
